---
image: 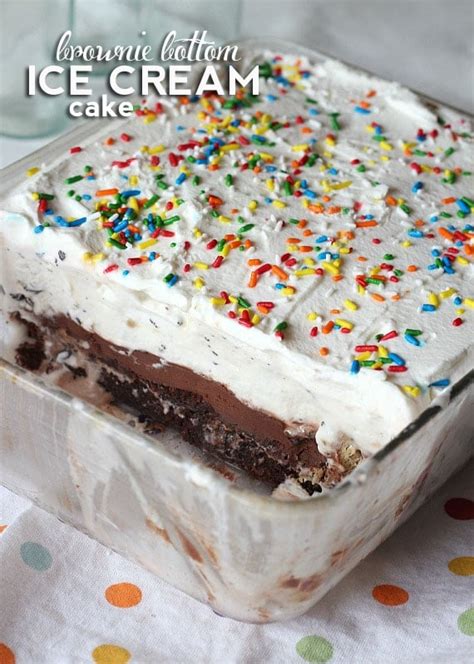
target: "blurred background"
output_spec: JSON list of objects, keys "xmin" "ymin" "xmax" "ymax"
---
[{"xmin": 1, "ymin": 0, "xmax": 473, "ymax": 166}]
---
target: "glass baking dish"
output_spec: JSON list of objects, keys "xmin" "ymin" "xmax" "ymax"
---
[{"xmin": 1, "ymin": 38, "xmax": 473, "ymax": 623}]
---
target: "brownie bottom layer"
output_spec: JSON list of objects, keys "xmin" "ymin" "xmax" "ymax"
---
[{"xmin": 11, "ymin": 311, "xmax": 361, "ymax": 490}]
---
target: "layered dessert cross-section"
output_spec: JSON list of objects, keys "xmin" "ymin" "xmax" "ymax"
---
[{"xmin": 1, "ymin": 50, "xmax": 473, "ymax": 491}]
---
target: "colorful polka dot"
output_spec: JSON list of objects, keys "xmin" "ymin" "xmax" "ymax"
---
[
  {"xmin": 92, "ymin": 644, "xmax": 131, "ymax": 664},
  {"xmin": 448, "ymin": 556, "xmax": 474, "ymax": 576},
  {"xmin": 105, "ymin": 582, "xmax": 142, "ymax": 608},
  {"xmin": 372, "ymin": 584, "xmax": 409, "ymax": 606},
  {"xmin": 0, "ymin": 643, "xmax": 15, "ymax": 664},
  {"xmin": 20, "ymin": 541, "xmax": 53, "ymax": 571},
  {"xmin": 0, "ymin": 525, "xmax": 7, "ymax": 534},
  {"xmin": 444, "ymin": 498, "xmax": 474, "ymax": 520},
  {"xmin": 457, "ymin": 608, "xmax": 474, "ymax": 636},
  {"xmin": 296, "ymin": 636, "xmax": 334, "ymax": 663}
]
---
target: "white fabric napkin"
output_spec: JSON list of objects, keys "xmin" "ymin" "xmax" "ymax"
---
[{"xmin": 1, "ymin": 459, "xmax": 473, "ymax": 664}]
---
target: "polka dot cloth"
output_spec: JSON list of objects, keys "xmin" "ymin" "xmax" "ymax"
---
[
  {"xmin": 20, "ymin": 541, "xmax": 53, "ymax": 571},
  {"xmin": 92, "ymin": 644, "xmax": 131, "ymax": 664},
  {"xmin": 1, "ymin": 459, "xmax": 472, "ymax": 663},
  {"xmin": 372, "ymin": 584, "xmax": 409, "ymax": 606},
  {"xmin": 104, "ymin": 583, "xmax": 142, "ymax": 608}
]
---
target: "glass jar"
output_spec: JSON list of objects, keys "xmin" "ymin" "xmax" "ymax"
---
[
  {"xmin": 149, "ymin": 0, "xmax": 242, "ymax": 45},
  {"xmin": 71, "ymin": 0, "xmax": 242, "ymax": 71},
  {"xmin": 70, "ymin": 0, "xmax": 151, "ymax": 76},
  {"xmin": 0, "ymin": 0, "xmax": 73, "ymax": 138}
]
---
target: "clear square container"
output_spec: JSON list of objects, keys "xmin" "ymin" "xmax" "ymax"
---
[{"xmin": 1, "ymin": 39, "xmax": 473, "ymax": 623}]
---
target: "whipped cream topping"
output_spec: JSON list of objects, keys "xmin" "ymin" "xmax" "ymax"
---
[{"xmin": 1, "ymin": 50, "xmax": 473, "ymax": 456}]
